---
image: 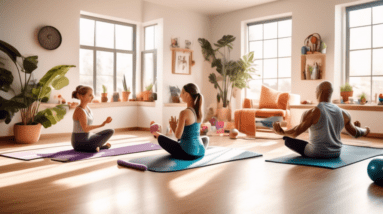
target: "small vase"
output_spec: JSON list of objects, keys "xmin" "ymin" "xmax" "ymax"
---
[
  {"xmin": 113, "ymin": 92, "xmax": 120, "ymax": 102},
  {"xmin": 101, "ymin": 93, "xmax": 108, "ymax": 102},
  {"xmin": 122, "ymin": 91, "xmax": 131, "ymax": 102},
  {"xmin": 14, "ymin": 123, "xmax": 42, "ymax": 144}
]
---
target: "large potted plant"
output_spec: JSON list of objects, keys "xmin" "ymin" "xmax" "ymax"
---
[
  {"xmin": 198, "ymin": 35, "xmax": 257, "ymax": 121},
  {"xmin": 340, "ymin": 82, "xmax": 353, "ymax": 102},
  {"xmin": 0, "ymin": 40, "xmax": 75, "ymax": 143}
]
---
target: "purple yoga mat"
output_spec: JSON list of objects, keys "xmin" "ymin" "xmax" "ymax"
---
[{"xmin": 1, "ymin": 143, "xmax": 162, "ymax": 162}]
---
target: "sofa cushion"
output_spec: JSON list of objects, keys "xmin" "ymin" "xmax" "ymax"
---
[
  {"xmin": 277, "ymin": 93, "xmax": 290, "ymax": 110},
  {"xmin": 255, "ymin": 109, "xmax": 287, "ymax": 118},
  {"xmin": 259, "ymin": 85, "xmax": 279, "ymax": 109}
]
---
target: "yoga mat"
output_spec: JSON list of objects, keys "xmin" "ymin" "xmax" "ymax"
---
[
  {"xmin": 266, "ymin": 145, "xmax": 383, "ymax": 169},
  {"xmin": 117, "ymin": 146, "xmax": 262, "ymax": 172},
  {"xmin": 1, "ymin": 143, "xmax": 162, "ymax": 162}
]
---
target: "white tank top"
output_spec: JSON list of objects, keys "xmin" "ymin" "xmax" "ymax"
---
[
  {"xmin": 304, "ymin": 102, "xmax": 344, "ymax": 158},
  {"xmin": 73, "ymin": 106, "xmax": 93, "ymax": 133}
]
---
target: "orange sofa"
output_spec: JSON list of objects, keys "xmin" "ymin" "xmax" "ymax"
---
[{"xmin": 234, "ymin": 85, "xmax": 291, "ymax": 137}]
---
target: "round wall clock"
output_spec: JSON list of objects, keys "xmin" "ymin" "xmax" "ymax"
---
[{"xmin": 38, "ymin": 26, "xmax": 62, "ymax": 50}]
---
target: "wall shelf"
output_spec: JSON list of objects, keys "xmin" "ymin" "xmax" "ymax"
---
[{"xmin": 301, "ymin": 53, "xmax": 326, "ymax": 80}]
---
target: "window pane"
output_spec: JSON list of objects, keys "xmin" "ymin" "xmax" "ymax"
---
[
  {"xmin": 253, "ymin": 60, "xmax": 263, "ymax": 79},
  {"xmin": 278, "ymin": 38, "xmax": 291, "ymax": 57},
  {"xmin": 278, "ymin": 19, "xmax": 292, "ymax": 38},
  {"xmin": 116, "ymin": 25, "xmax": 133, "ymax": 50},
  {"xmin": 372, "ymin": 77, "xmax": 383, "ymax": 101},
  {"xmin": 247, "ymin": 80, "xmax": 262, "ymax": 99},
  {"xmin": 79, "ymin": 75, "xmax": 93, "ymax": 89},
  {"xmin": 116, "ymin": 76, "xmax": 125, "ymax": 93},
  {"xmin": 278, "ymin": 57, "xmax": 291, "ymax": 78},
  {"xmin": 349, "ymin": 8, "xmax": 371, "ymax": 27},
  {"xmin": 349, "ymin": 77, "xmax": 371, "ymax": 101},
  {"xmin": 349, "ymin": 50, "xmax": 371, "ymax": 76},
  {"xmin": 96, "ymin": 21, "xmax": 114, "ymax": 48},
  {"xmin": 79, "ymin": 49, "xmax": 93, "ymax": 75},
  {"xmin": 373, "ymin": 5, "xmax": 383, "ymax": 24},
  {"xmin": 80, "ymin": 18, "xmax": 95, "ymax": 46},
  {"xmin": 263, "ymin": 79, "xmax": 278, "ymax": 90},
  {"xmin": 143, "ymin": 53, "xmax": 154, "ymax": 88},
  {"xmin": 264, "ymin": 22, "xmax": 277, "ymax": 39},
  {"xmin": 145, "ymin": 26, "xmax": 155, "ymax": 50},
  {"xmin": 97, "ymin": 51, "xmax": 114, "ymax": 76},
  {"xmin": 249, "ymin": 41, "xmax": 263, "ymax": 59},
  {"xmin": 278, "ymin": 78, "xmax": 291, "ymax": 92},
  {"xmin": 263, "ymin": 59, "xmax": 277, "ymax": 78},
  {"xmin": 350, "ymin": 26, "xmax": 371, "ymax": 50},
  {"xmin": 249, "ymin": 24, "xmax": 262, "ymax": 41},
  {"xmin": 96, "ymin": 76, "xmax": 114, "ymax": 96},
  {"xmin": 116, "ymin": 53, "xmax": 133, "ymax": 91},
  {"xmin": 264, "ymin": 39, "xmax": 277, "ymax": 58},
  {"xmin": 373, "ymin": 48, "xmax": 383, "ymax": 75},
  {"xmin": 373, "ymin": 24, "xmax": 383, "ymax": 48}
]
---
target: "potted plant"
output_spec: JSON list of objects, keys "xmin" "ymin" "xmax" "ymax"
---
[
  {"xmin": 143, "ymin": 83, "xmax": 153, "ymax": 101},
  {"xmin": 170, "ymin": 86, "xmax": 181, "ymax": 103},
  {"xmin": 121, "ymin": 75, "xmax": 131, "ymax": 102},
  {"xmin": 198, "ymin": 35, "xmax": 257, "ymax": 121},
  {"xmin": 359, "ymin": 92, "xmax": 367, "ymax": 105},
  {"xmin": 340, "ymin": 82, "xmax": 353, "ymax": 102},
  {"xmin": 101, "ymin": 85, "xmax": 108, "ymax": 102},
  {"xmin": 0, "ymin": 40, "xmax": 75, "ymax": 143}
]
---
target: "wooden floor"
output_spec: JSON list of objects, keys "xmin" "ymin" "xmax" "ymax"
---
[{"xmin": 1, "ymin": 130, "xmax": 383, "ymax": 214}]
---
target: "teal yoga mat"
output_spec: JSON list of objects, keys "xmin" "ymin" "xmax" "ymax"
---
[
  {"xmin": 118, "ymin": 146, "xmax": 262, "ymax": 172},
  {"xmin": 266, "ymin": 145, "xmax": 383, "ymax": 169}
]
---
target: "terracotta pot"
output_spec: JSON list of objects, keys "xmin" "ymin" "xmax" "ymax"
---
[
  {"xmin": 14, "ymin": 123, "xmax": 42, "ymax": 144},
  {"xmin": 101, "ymin": 93, "xmax": 108, "ymax": 102},
  {"xmin": 217, "ymin": 107, "xmax": 231, "ymax": 122},
  {"xmin": 341, "ymin": 91, "xmax": 353, "ymax": 102},
  {"xmin": 143, "ymin": 91, "xmax": 152, "ymax": 101},
  {"xmin": 122, "ymin": 91, "xmax": 131, "ymax": 102},
  {"xmin": 171, "ymin": 95, "xmax": 180, "ymax": 103}
]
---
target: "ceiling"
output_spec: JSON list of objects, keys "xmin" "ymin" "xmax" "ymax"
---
[{"xmin": 144, "ymin": 0, "xmax": 278, "ymax": 16}]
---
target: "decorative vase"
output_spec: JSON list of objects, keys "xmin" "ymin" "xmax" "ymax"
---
[
  {"xmin": 113, "ymin": 92, "xmax": 120, "ymax": 102},
  {"xmin": 341, "ymin": 91, "xmax": 353, "ymax": 102},
  {"xmin": 217, "ymin": 107, "xmax": 231, "ymax": 122},
  {"xmin": 122, "ymin": 91, "xmax": 131, "ymax": 102},
  {"xmin": 171, "ymin": 95, "xmax": 180, "ymax": 103},
  {"xmin": 14, "ymin": 123, "xmax": 42, "ymax": 144},
  {"xmin": 101, "ymin": 93, "xmax": 108, "ymax": 102}
]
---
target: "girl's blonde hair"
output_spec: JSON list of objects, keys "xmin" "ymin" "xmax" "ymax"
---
[
  {"xmin": 183, "ymin": 83, "xmax": 203, "ymax": 121},
  {"xmin": 72, "ymin": 85, "xmax": 92, "ymax": 99}
]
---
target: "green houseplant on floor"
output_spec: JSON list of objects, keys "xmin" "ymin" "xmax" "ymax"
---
[
  {"xmin": 198, "ymin": 35, "xmax": 258, "ymax": 121},
  {"xmin": 0, "ymin": 40, "xmax": 75, "ymax": 143}
]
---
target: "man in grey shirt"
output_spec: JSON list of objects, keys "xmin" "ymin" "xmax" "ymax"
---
[{"xmin": 272, "ymin": 81, "xmax": 370, "ymax": 158}]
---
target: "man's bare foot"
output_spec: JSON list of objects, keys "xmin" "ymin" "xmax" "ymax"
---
[
  {"xmin": 96, "ymin": 147, "xmax": 100, "ymax": 152},
  {"xmin": 101, "ymin": 143, "xmax": 111, "ymax": 150},
  {"xmin": 354, "ymin": 121, "xmax": 361, "ymax": 127}
]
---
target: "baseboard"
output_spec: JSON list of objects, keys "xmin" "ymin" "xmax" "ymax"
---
[{"xmin": 0, "ymin": 127, "xmax": 151, "ymax": 141}]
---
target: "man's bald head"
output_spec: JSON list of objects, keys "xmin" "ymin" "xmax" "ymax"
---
[{"xmin": 316, "ymin": 81, "xmax": 333, "ymax": 102}]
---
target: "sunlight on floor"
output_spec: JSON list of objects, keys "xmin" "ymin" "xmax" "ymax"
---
[
  {"xmin": 53, "ymin": 165, "xmax": 118, "ymax": 188},
  {"xmin": 169, "ymin": 166, "xmax": 226, "ymax": 198}
]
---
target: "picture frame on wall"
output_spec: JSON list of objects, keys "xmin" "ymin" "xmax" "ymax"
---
[{"xmin": 172, "ymin": 49, "xmax": 193, "ymax": 75}]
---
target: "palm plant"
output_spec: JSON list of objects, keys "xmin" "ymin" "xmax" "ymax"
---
[{"xmin": 198, "ymin": 35, "xmax": 258, "ymax": 108}]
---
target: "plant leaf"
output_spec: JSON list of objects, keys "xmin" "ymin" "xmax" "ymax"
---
[
  {"xmin": 23, "ymin": 56, "xmax": 38, "ymax": 74},
  {"xmin": 34, "ymin": 105, "xmax": 66, "ymax": 128},
  {"xmin": 0, "ymin": 68, "xmax": 14, "ymax": 92},
  {"xmin": 51, "ymin": 76, "xmax": 69, "ymax": 90},
  {"xmin": 0, "ymin": 40, "xmax": 22, "ymax": 63},
  {"xmin": 198, "ymin": 38, "xmax": 216, "ymax": 62}
]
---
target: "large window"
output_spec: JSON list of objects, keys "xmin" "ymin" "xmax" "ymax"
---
[
  {"xmin": 346, "ymin": 1, "xmax": 383, "ymax": 101},
  {"xmin": 79, "ymin": 15, "xmax": 136, "ymax": 97},
  {"xmin": 142, "ymin": 25, "xmax": 157, "ymax": 92},
  {"xmin": 246, "ymin": 17, "xmax": 292, "ymax": 100}
]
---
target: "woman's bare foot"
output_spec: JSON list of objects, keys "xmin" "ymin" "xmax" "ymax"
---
[
  {"xmin": 96, "ymin": 147, "xmax": 100, "ymax": 152},
  {"xmin": 101, "ymin": 143, "xmax": 111, "ymax": 150},
  {"xmin": 150, "ymin": 122, "xmax": 160, "ymax": 138}
]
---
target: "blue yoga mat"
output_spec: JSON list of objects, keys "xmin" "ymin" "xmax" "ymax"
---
[
  {"xmin": 266, "ymin": 145, "xmax": 383, "ymax": 169},
  {"xmin": 117, "ymin": 146, "xmax": 262, "ymax": 172}
]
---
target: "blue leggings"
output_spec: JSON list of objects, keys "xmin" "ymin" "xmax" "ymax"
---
[
  {"xmin": 71, "ymin": 129, "xmax": 115, "ymax": 152},
  {"xmin": 158, "ymin": 135, "xmax": 209, "ymax": 160}
]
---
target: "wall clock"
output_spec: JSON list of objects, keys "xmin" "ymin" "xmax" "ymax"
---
[{"xmin": 38, "ymin": 26, "xmax": 62, "ymax": 50}]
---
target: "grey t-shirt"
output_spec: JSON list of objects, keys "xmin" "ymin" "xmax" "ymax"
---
[{"xmin": 304, "ymin": 102, "xmax": 344, "ymax": 158}]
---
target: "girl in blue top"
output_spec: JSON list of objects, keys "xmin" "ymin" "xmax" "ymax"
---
[{"xmin": 152, "ymin": 83, "xmax": 209, "ymax": 160}]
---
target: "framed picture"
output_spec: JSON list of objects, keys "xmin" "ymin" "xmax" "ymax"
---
[{"xmin": 172, "ymin": 49, "xmax": 193, "ymax": 75}]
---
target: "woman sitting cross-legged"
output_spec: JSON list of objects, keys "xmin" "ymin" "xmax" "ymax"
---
[
  {"xmin": 152, "ymin": 83, "xmax": 209, "ymax": 160},
  {"xmin": 71, "ymin": 85, "xmax": 114, "ymax": 153}
]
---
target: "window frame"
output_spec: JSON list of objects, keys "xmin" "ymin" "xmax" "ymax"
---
[
  {"xmin": 246, "ymin": 16, "xmax": 292, "ymax": 99},
  {"xmin": 79, "ymin": 14, "xmax": 137, "ymax": 97},
  {"xmin": 141, "ymin": 24, "xmax": 157, "ymax": 92},
  {"xmin": 346, "ymin": 1, "xmax": 383, "ymax": 101}
]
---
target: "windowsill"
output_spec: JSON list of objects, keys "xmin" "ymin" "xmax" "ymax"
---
[
  {"xmin": 164, "ymin": 103, "xmax": 187, "ymax": 107},
  {"xmin": 39, "ymin": 101, "xmax": 156, "ymax": 109},
  {"xmin": 290, "ymin": 103, "xmax": 383, "ymax": 111}
]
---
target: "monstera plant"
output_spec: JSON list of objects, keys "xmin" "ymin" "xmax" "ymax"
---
[
  {"xmin": 0, "ymin": 40, "xmax": 75, "ymax": 143},
  {"xmin": 198, "ymin": 35, "xmax": 257, "ymax": 121}
]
